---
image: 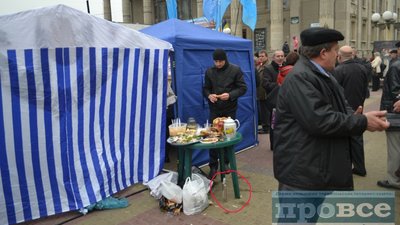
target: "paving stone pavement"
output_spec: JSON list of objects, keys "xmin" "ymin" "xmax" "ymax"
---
[{"xmin": 20, "ymin": 89, "xmax": 400, "ymax": 225}]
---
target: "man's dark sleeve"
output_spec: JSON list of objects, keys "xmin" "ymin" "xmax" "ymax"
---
[
  {"xmin": 229, "ymin": 68, "xmax": 247, "ymax": 101},
  {"xmin": 255, "ymin": 69, "xmax": 261, "ymax": 88},
  {"xmin": 387, "ymin": 65, "xmax": 400, "ymax": 99},
  {"xmin": 262, "ymin": 66, "xmax": 278, "ymax": 93},
  {"xmin": 203, "ymin": 69, "xmax": 212, "ymax": 98}
]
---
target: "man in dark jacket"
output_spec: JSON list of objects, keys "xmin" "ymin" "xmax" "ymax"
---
[
  {"xmin": 203, "ymin": 49, "xmax": 247, "ymax": 179},
  {"xmin": 256, "ymin": 50, "xmax": 270, "ymax": 134},
  {"xmin": 262, "ymin": 50, "xmax": 284, "ymax": 150},
  {"xmin": 378, "ymin": 42, "xmax": 400, "ymax": 190},
  {"xmin": 334, "ymin": 45, "xmax": 369, "ymax": 177},
  {"xmin": 274, "ymin": 27, "xmax": 389, "ymax": 191},
  {"xmin": 353, "ymin": 47, "xmax": 373, "ymax": 98}
]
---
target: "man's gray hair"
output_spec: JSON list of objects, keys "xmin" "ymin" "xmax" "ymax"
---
[{"xmin": 300, "ymin": 42, "xmax": 337, "ymax": 59}]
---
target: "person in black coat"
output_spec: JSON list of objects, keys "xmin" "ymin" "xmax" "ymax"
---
[
  {"xmin": 377, "ymin": 43, "xmax": 400, "ymax": 190},
  {"xmin": 203, "ymin": 49, "xmax": 247, "ymax": 179},
  {"xmin": 274, "ymin": 27, "xmax": 389, "ymax": 191},
  {"xmin": 262, "ymin": 50, "xmax": 284, "ymax": 150},
  {"xmin": 334, "ymin": 45, "xmax": 369, "ymax": 177}
]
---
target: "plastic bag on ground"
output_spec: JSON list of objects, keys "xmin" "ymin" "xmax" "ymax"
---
[
  {"xmin": 81, "ymin": 196, "xmax": 129, "ymax": 214},
  {"xmin": 182, "ymin": 174, "xmax": 209, "ymax": 215},
  {"xmin": 191, "ymin": 167, "xmax": 212, "ymax": 192},
  {"xmin": 144, "ymin": 171, "xmax": 178, "ymax": 199},
  {"xmin": 160, "ymin": 180, "xmax": 183, "ymax": 204}
]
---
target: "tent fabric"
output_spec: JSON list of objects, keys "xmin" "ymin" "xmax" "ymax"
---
[
  {"xmin": 0, "ymin": 5, "xmax": 172, "ymax": 225},
  {"xmin": 141, "ymin": 19, "xmax": 258, "ymax": 166}
]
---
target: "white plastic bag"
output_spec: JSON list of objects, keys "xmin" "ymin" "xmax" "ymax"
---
[
  {"xmin": 144, "ymin": 172, "xmax": 178, "ymax": 199},
  {"xmin": 160, "ymin": 180, "xmax": 183, "ymax": 204},
  {"xmin": 182, "ymin": 174, "xmax": 209, "ymax": 215}
]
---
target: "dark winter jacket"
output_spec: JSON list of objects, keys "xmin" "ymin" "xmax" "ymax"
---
[
  {"xmin": 380, "ymin": 59, "xmax": 400, "ymax": 112},
  {"xmin": 203, "ymin": 61, "xmax": 247, "ymax": 113},
  {"xmin": 262, "ymin": 61, "xmax": 280, "ymax": 93},
  {"xmin": 273, "ymin": 56, "xmax": 368, "ymax": 190},
  {"xmin": 334, "ymin": 59, "xmax": 369, "ymax": 111}
]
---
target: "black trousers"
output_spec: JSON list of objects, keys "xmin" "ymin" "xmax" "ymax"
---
[
  {"xmin": 351, "ymin": 135, "xmax": 366, "ymax": 173},
  {"xmin": 371, "ymin": 72, "xmax": 381, "ymax": 91},
  {"xmin": 257, "ymin": 99, "xmax": 270, "ymax": 131},
  {"xmin": 165, "ymin": 106, "xmax": 175, "ymax": 160},
  {"xmin": 209, "ymin": 110, "xmax": 236, "ymax": 169}
]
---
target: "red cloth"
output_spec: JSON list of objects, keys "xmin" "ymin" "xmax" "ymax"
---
[{"xmin": 277, "ymin": 65, "xmax": 294, "ymax": 85}]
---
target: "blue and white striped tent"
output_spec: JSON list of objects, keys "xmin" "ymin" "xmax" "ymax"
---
[{"xmin": 0, "ymin": 5, "xmax": 172, "ymax": 225}]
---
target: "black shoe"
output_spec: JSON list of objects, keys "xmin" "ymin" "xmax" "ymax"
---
[
  {"xmin": 377, "ymin": 180, "xmax": 400, "ymax": 190},
  {"xmin": 208, "ymin": 168, "xmax": 217, "ymax": 180},
  {"xmin": 352, "ymin": 168, "xmax": 366, "ymax": 177}
]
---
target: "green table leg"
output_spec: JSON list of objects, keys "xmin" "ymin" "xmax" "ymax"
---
[
  {"xmin": 219, "ymin": 148, "xmax": 225, "ymax": 182},
  {"xmin": 227, "ymin": 146, "xmax": 240, "ymax": 199},
  {"xmin": 183, "ymin": 148, "xmax": 193, "ymax": 184},
  {"xmin": 177, "ymin": 147, "xmax": 185, "ymax": 187}
]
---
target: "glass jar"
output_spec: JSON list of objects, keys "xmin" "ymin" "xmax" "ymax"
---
[{"xmin": 187, "ymin": 117, "xmax": 197, "ymax": 131}]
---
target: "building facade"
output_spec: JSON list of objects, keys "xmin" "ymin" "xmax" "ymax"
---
[{"xmin": 109, "ymin": 0, "xmax": 400, "ymax": 57}]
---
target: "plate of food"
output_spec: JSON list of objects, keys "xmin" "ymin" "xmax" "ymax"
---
[
  {"xmin": 167, "ymin": 134, "xmax": 200, "ymax": 146},
  {"xmin": 200, "ymin": 137, "xmax": 219, "ymax": 144}
]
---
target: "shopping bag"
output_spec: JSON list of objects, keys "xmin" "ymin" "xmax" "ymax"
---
[
  {"xmin": 160, "ymin": 180, "xmax": 183, "ymax": 204},
  {"xmin": 145, "ymin": 172, "xmax": 178, "ymax": 199},
  {"xmin": 182, "ymin": 174, "xmax": 209, "ymax": 215}
]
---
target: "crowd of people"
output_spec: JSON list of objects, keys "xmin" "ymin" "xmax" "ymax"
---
[{"xmin": 251, "ymin": 28, "xmax": 400, "ymax": 193}]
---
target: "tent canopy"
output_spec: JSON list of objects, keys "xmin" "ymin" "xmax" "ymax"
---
[
  {"xmin": 0, "ymin": 4, "xmax": 171, "ymax": 49},
  {"xmin": 141, "ymin": 19, "xmax": 258, "ymax": 166},
  {"xmin": 0, "ymin": 5, "xmax": 171, "ymax": 224}
]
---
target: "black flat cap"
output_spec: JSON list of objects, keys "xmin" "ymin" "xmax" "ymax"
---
[
  {"xmin": 300, "ymin": 27, "xmax": 344, "ymax": 46},
  {"xmin": 390, "ymin": 49, "xmax": 398, "ymax": 54},
  {"xmin": 213, "ymin": 49, "xmax": 227, "ymax": 60},
  {"xmin": 395, "ymin": 41, "xmax": 400, "ymax": 48}
]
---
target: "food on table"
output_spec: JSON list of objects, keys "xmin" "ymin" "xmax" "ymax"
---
[{"xmin": 200, "ymin": 137, "xmax": 219, "ymax": 144}]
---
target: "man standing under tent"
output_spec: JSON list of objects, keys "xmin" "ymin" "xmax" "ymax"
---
[{"xmin": 203, "ymin": 49, "xmax": 247, "ymax": 179}]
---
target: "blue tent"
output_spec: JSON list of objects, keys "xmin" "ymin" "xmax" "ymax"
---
[{"xmin": 141, "ymin": 19, "xmax": 258, "ymax": 166}]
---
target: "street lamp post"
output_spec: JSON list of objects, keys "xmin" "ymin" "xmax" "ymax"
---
[{"xmin": 371, "ymin": 10, "xmax": 400, "ymax": 40}]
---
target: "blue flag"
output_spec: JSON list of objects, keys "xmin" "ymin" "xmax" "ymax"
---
[
  {"xmin": 240, "ymin": 0, "xmax": 257, "ymax": 30},
  {"xmin": 166, "ymin": 0, "xmax": 177, "ymax": 19},
  {"xmin": 203, "ymin": 0, "xmax": 231, "ymax": 31}
]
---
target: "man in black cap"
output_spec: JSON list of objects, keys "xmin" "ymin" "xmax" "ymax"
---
[
  {"xmin": 389, "ymin": 48, "xmax": 398, "ymax": 66},
  {"xmin": 273, "ymin": 27, "xmax": 389, "ymax": 192},
  {"xmin": 378, "ymin": 41, "xmax": 400, "ymax": 190},
  {"xmin": 203, "ymin": 49, "xmax": 247, "ymax": 179}
]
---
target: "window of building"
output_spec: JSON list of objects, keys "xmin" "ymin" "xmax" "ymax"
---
[
  {"xmin": 351, "ymin": 20, "xmax": 356, "ymax": 41},
  {"xmin": 283, "ymin": 0, "xmax": 289, "ymax": 9},
  {"xmin": 154, "ymin": 0, "xmax": 167, "ymax": 23},
  {"xmin": 362, "ymin": 20, "xmax": 367, "ymax": 43}
]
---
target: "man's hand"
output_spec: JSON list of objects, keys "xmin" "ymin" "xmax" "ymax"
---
[
  {"xmin": 217, "ymin": 93, "xmax": 230, "ymax": 101},
  {"xmin": 364, "ymin": 110, "xmax": 390, "ymax": 131},
  {"xmin": 393, "ymin": 100, "xmax": 400, "ymax": 112},
  {"xmin": 208, "ymin": 94, "xmax": 218, "ymax": 103}
]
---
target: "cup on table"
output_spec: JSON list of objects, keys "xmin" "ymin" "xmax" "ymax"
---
[{"xmin": 168, "ymin": 123, "xmax": 187, "ymax": 136}]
